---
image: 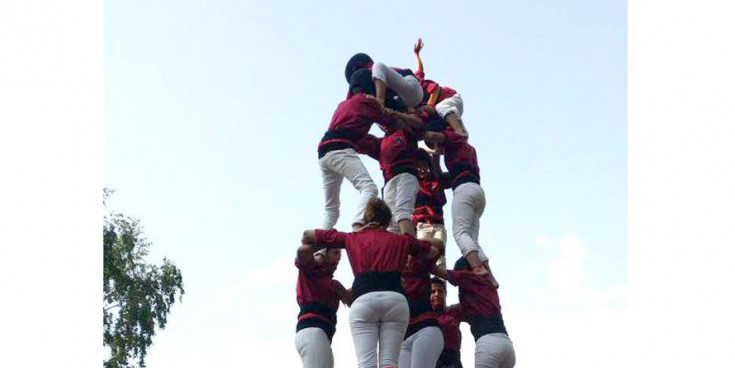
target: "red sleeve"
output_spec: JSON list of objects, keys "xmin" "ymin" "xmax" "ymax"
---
[
  {"xmin": 315, "ymin": 229, "xmax": 348, "ymax": 248},
  {"xmin": 355, "ymin": 134, "xmax": 382, "ymax": 161},
  {"xmin": 447, "ymin": 303, "xmax": 465, "ymax": 321},
  {"xmin": 420, "ymin": 254, "xmax": 439, "ymax": 272},
  {"xmin": 332, "ymin": 279, "xmax": 345, "ymax": 292},
  {"xmin": 426, "ymin": 81, "xmax": 440, "ymax": 95},
  {"xmin": 415, "ymin": 70, "xmax": 425, "ymax": 83},
  {"xmin": 407, "ymin": 236, "xmax": 432, "ymax": 256},
  {"xmin": 443, "ymin": 130, "xmax": 468, "ymax": 148},
  {"xmin": 295, "ymin": 256, "xmax": 316, "ymax": 273},
  {"xmin": 446, "ymin": 270, "xmax": 465, "ymax": 286}
]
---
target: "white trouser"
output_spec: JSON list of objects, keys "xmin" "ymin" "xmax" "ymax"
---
[
  {"xmin": 319, "ymin": 148, "xmax": 379, "ymax": 229},
  {"xmin": 295, "ymin": 327, "xmax": 334, "ymax": 368},
  {"xmin": 372, "ymin": 61, "xmax": 424, "ymax": 108},
  {"xmin": 416, "ymin": 222, "xmax": 447, "ymax": 267},
  {"xmin": 349, "ymin": 291, "xmax": 410, "ymax": 368},
  {"xmin": 398, "ymin": 326, "xmax": 444, "ymax": 368},
  {"xmin": 436, "ymin": 93, "xmax": 464, "ymax": 119},
  {"xmin": 383, "ymin": 173, "xmax": 420, "ymax": 233},
  {"xmin": 474, "ymin": 333, "xmax": 515, "ymax": 368},
  {"xmin": 451, "ymin": 182, "xmax": 489, "ymax": 263}
]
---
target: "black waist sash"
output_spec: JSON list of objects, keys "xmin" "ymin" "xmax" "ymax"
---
[
  {"xmin": 451, "ymin": 174, "xmax": 480, "ymax": 191},
  {"xmin": 298, "ymin": 302, "xmax": 337, "ymax": 323},
  {"xmin": 318, "ymin": 129, "xmax": 362, "ymax": 158},
  {"xmin": 408, "ymin": 298, "xmax": 432, "ymax": 319},
  {"xmin": 385, "ymin": 164, "xmax": 418, "ymax": 181},
  {"xmin": 295, "ymin": 302, "xmax": 337, "ymax": 342},
  {"xmin": 296, "ymin": 318, "xmax": 336, "ymax": 342},
  {"xmin": 352, "ymin": 271, "xmax": 404, "ymax": 302},
  {"xmin": 404, "ymin": 318, "xmax": 439, "ymax": 339},
  {"xmin": 450, "ymin": 163, "xmax": 480, "ymax": 190},
  {"xmin": 437, "ymin": 349, "xmax": 462, "ymax": 367},
  {"xmin": 469, "ymin": 314, "xmax": 507, "ymax": 341}
]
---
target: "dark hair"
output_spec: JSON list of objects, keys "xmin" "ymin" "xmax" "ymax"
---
[
  {"xmin": 430, "ymin": 276, "xmax": 446, "ymax": 288},
  {"xmin": 453, "ymin": 257, "xmax": 471, "ymax": 271},
  {"xmin": 349, "ymin": 69, "xmax": 376, "ymax": 96},
  {"xmin": 345, "ymin": 53, "xmax": 373, "ymax": 82},
  {"xmin": 363, "ymin": 197, "xmax": 392, "ymax": 227}
]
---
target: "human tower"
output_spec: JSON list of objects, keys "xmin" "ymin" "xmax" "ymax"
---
[{"xmin": 295, "ymin": 39, "xmax": 516, "ymax": 368}]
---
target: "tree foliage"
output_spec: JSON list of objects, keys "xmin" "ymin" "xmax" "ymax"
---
[{"xmin": 103, "ymin": 189, "xmax": 184, "ymax": 368}]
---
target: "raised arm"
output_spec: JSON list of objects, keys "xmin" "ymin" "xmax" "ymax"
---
[
  {"xmin": 296, "ymin": 243, "xmax": 316, "ymax": 266},
  {"xmin": 414, "ymin": 37, "xmax": 424, "ymax": 75},
  {"xmin": 301, "ymin": 230, "xmax": 317, "ymax": 245},
  {"xmin": 306, "ymin": 228, "xmax": 348, "ymax": 249}
]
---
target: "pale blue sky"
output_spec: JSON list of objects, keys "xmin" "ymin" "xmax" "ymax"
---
[{"xmin": 105, "ymin": 0, "xmax": 626, "ymax": 366}]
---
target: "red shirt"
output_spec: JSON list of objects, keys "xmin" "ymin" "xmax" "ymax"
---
[
  {"xmin": 412, "ymin": 177, "xmax": 449, "ymax": 224},
  {"xmin": 446, "ymin": 270, "xmax": 501, "ymax": 319},
  {"xmin": 380, "ymin": 129, "xmax": 420, "ymax": 181},
  {"xmin": 415, "ymin": 70, "xmax": 458, "ymax": 105},
  {"xmin": 443, "ymin": 130, "xmax": 481, "ymax": 189},
  {"xmin": 355, "ymin": 133, "xmax": 381, "ymax": 161},
  {"xmin": 437, "ymin": 305, "xmax": 464, "ymax": 352},
  {"xmin": 318, "ymin": 94, "xmax": 391, "ymax": 158},
  {"xmin": 315, "ymin": 228, "xmax": 433, "ymax": 275},
  {"xmin": 403, "ymin": 256, "xmax": 440, "ymax": 326},
  {"xmin": 355, "ymin": 130, "xmax": 421, "ymax": 182},
  {"xmin": 294, "ymin": 257, "xmax": 343, "ymax": 325}
]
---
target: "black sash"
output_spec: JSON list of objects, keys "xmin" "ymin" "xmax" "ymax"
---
[{"xmin": 352, "ymin": 271, "xmax": 405, "ymax": 302}]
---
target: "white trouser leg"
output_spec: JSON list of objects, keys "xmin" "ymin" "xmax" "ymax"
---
[
  {"xmin": 295, "ymin": 327, "xmax": 334, "ymax": 368},
  {"xmin": 372, "ymin": 61, "xmax": 424, "ymax": 107},
  {"xmin": 451, "ymin": 182, "xmax": 487, "ymax": 260},
  {"xmin": 435, "ymin": 93, "xmax": 464, "ymax": 119},
  {"xmin": 384, "ymin": 173, "xmax": 420, "ymax": 233},
  {"xmin": 350, "ymin": 295, "xmax": 381, "ymax": 368},
  {"xmin": 416, "ymin": 223, "xmax": 448, "ymax": 266},
  {"xmin": 398, "ymin": 326, "xmax": 444, "ymax": 368},
  {"xmin": 378, "ymin": 294, "xmax": 410, "ymax": 368},
  {"xmin": 474, "ymin": 333, "xmax": 515, "ymax": 368},
  {"xmin": 319, "ymin": 149, "xmax": 379, "ymax": 229},
  {"xmin": 350, "ymin": 291, "xmax": 409, "ymax": 368}
]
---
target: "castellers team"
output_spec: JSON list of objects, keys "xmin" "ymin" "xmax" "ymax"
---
[{"xmin": 295, "ymin": 38, "xmax": 516, "ymax": 368}]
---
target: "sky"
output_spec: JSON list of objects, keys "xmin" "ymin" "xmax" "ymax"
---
[{"xmin": 104, "ymin": 1, "xmax": 627, "ymax": 366}]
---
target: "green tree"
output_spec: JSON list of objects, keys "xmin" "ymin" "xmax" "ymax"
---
[{"xmin": 103, "ymin": 189, "xmax": 184, "ymax": 368}]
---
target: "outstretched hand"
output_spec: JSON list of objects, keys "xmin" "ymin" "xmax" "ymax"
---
[{"xmin": 414, "ymin": 37, "xmax": 424, "ymax": 54}]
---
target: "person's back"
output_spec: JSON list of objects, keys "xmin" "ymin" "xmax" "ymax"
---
[
  {"xmin": 304, "ymin": 198, "xmax": 444, "ymax": 368},
  {"xmin": 446, "ymin": 258, "xmax": 515, "ymax": 368}
]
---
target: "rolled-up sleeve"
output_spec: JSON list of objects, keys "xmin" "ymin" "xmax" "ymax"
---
[{"xmin": 315, "ymin": 229, "xmax": 348, "ymax": 248}]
